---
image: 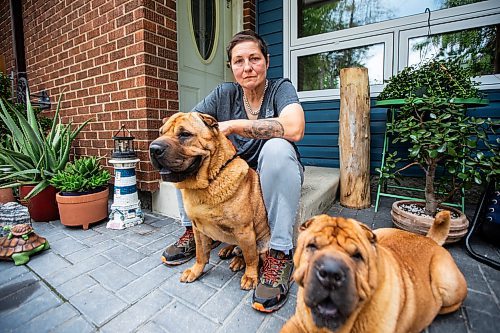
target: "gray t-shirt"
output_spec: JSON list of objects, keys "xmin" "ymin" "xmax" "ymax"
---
[{"xmin": 192, "ymin": 78, "xmax": 301, "ymax": 169}]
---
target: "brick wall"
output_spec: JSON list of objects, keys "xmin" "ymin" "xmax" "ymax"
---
[
  {"xmin": 243, "ymin": 0, "xmax": 256, "ymax": 31},
  {"xmin": 0, "ymin": 0, "xmax": 14, "ymax": 75},
  {"xmin": 16, "ymin": 0, "xmax": 178, "ymax": 192},
  {"xmin": 2, "ymin": 0, "xmax": 255, "ymax": 193}
]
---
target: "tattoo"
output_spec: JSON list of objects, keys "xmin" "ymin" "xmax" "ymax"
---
[{"xmin": 243, "ymin": 120, "xmax": 284, "ymax": 139}]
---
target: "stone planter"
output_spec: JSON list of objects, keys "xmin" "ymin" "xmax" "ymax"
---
[
  {"xmin": 391, "ymin": 200, "xmax": 469, "ymax": 244},
  {"xmin": 56, "ymin": 187, "xmax": 109, "ymax": 230}
]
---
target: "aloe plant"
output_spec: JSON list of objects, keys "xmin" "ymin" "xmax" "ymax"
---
[
  {"xmin": 0, "ymin": 90, "xmax": 91, "ymax": 199},
  {"xmin": 49, "ymin": 156, "xmax": 110, "ymax": 193}
]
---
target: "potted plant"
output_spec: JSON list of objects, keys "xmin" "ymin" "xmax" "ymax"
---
[
  {"xmin": 50, "ymin": 156, "xmax": 111, "ymax": 230},
  {"xmin": 376, "ymin": 57, "xmax": 499, "ymax": 243},
  {"xmin": 0, "ymin": 91, "xmax": 90, "ymax": 221}
]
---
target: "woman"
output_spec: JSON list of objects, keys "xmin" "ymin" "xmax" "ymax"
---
[{"xmin": 162, "ymin": 30, "xmax": 305, "ymax": 313}]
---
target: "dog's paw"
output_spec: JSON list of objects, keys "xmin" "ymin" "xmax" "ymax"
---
[
  {"xmin": 240, "ymin": 273, "xmax": 258, "ymax": 290},
  {"xmin": 229, "ymin": 256, "xmax": 246, "ymax": 271},
  {"xmin": 218, "ymin": 244, "xmax": 237, "ymax": 259},
  {"xmin": 180, "ymin": 266, "xmax": 202, "ymax": 283}
]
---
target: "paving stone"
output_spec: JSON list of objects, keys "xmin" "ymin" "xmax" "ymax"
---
[
  {"xmin": 22, "ymin": 303, "xmax": 79, "ymax": 332},
  {"xmin": 0, "ymin": 263, "xmax": 29, "ymax": 285},
  {"xmin": 39, "ymin": 230, "xmax": 68, "ymax": 242},
  {"xmin": 118, "ymin": 265, "xmax": 173, "ymax": 304},
  {"xmin": 0, "ymin": 274, "xmax": 40, "ymax": 312},
  {"xmin": 57, "ymin": 274, "xmax": 98, "ymax": 299},
  {"xmin": 427, "ymin": 308, "xmax": 468, "ymax": 333},
  {"xmin": 44, "ymin": 255, "xmax": 108, "ymax": 287},
  {"xmin": 52, "ymin": 315, "xmax": 96, "ymax": 333},
  {"xmin": 258, "ymin": 316, "xmax": 287, "ymax": 333},
  {"xmin": 100, "ymin": 289, "xmax": 171, "ymax": 333},
  {"xmin": 128, "ymin": 249, "xmax": 164, "ymax": 276},
  {"xmin": 26, "ymin": 251, "xmax": 72, "ymax": 277},
  {"xmin": 130, "ymin": 223, "xmax": 158, "ymax": 235},
  {"xmin": 137, "ymin": 234, "xmax": 177, "ymax": 255},
  {"xmin": 218, "ymin": 302, "xmax": 267, "ymax": 333},
  {"xmin": 69, "ymin": 284, "xmax": 128, "ymax": 326},
  {"xmin": 463, "ymin": 289, "xmax": 500, "ymax": 315},
  {"xmin": 50, "ymin": 236, "xmax": 87, "ymax": 256},
  {"xmin": 201, "ymin": 275, "xmax": 250, "ymax": 323},
  {"xmin": 115, "ymin": 228, "xmax": 165, "ymax": 246},
  {"xmin": 102, "ymin": 243, "xmax": 146, "ymax": 267},
  {"xmin": 160, "ymin": 273, "xmax": 218, "ymax": 307},
  {"xmin": 89, "ymin": 262, "xmax": 138, "ymax": 291},
  {"xmin": 135, "ymin": 321, "xmax": 169, "ymax": 333},
  {"xmin": 65, "ymin": 239, "xmax": 118, "ymax": 263},
  {"xmin": 198, "ymin": 263, "xmax": 239, "ymax": 288},
  {"xmin": 153, "ymin": 301, "xmax": 220, "ymax": 333},
  {"xmin": 63, "ymin": 227, "xmax": 100, "ymax": 240},
  {"xmin": 83, "ymin": 232, "xmax": 114, "ymax": 246},
  {"xmin": 465, "ymin": 307, "xmax": 500, "ymax": 333},
  {"xmin": 0, "ymin": 283, "xmax": 62, "ymax": 331},
  {"xmin": 454, "ymin": 260, "xmax": 491, "ymax": 294},
  {"xmin": 32, "ymin": 221, "xmax": 57, "ymax": 234}
]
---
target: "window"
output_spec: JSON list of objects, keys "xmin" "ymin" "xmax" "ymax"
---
[
  {"xmin": 190, "ymin": 0, "xmax": 217, "ymax": 61},
  {"xmin": 286, "ymin": 1, "xmax": 500, "ymax": 100}
]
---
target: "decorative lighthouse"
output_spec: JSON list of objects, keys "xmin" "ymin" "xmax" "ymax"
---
[{"xmin": 106, "ymin": 125, "xmax": 144, "ymax": 229}]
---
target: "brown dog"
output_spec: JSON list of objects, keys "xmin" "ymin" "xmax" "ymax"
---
[
  {"xmin": 282, "ymin": 212, "xmax": 467, "ymax": 333},
  {"xmin": 149, "ymin": 112, "xmax": 270, "ymax": 290}
]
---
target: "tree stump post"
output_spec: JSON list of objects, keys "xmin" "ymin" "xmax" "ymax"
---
[{"xmin": 339, "ymin": 67, "xmax": 371, "ymax": 209}]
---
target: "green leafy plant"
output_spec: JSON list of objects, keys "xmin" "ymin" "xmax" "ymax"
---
[
  {"xmin": 377, "ymin": 58, "xmax": 498, "ymax": 215},
  {"xmin": 0, "ymin": 91, "xmax": 91, "ymax": 199},
  {"xmin": 49, "ymin": 156, "xmax": 110, "ymax": 193}
]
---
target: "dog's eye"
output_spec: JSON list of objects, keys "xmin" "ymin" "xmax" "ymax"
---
[
  {"xmin": 178, "ymin": 131, "xmax": 192, "ymax": 139},
  {"xmin": 352, "ymin": 251, "xmax": 363, "ymax": 261},
  {"xmin": 306, "ymin": 243, "xmax": 318, "ymax": 252}
]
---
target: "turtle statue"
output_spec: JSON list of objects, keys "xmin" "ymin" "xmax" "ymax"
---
[{"xmin": 0, "ymin": 224, "xmax": 50, "ymax": 265}]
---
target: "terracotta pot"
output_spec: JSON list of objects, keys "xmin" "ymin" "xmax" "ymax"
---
[
  {"xmin": 0, "ymin": 188, "xmax": 15, "ymax": 204},
  {"xmin": 20, "ymin": 185, "xmax": 59, "ymax": 222},
  {"xmin": 56, "ymin": 188, "xmax": 109, "ymax": 230},
  {"xmin": 391, "ymin": 200, "xmax": 469, "ymax": 244}
]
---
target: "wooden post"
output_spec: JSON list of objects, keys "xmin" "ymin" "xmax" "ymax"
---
[{"xmin": 339, "ymin": 68, "xmax": 371, "ymax": 209}]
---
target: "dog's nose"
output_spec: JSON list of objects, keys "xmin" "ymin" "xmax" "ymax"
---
[
  {"xmin": 149, "ymin": 143, "xmax": 165, "ymax": 158},
  {"xmin": 315, "ymin": 256, "xmax": 346, "ymax": 288}
]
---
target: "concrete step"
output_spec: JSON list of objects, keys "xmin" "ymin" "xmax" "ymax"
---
[{"xmin": 152, "ymin": 166, "xmax": 340, "ymax": 239}]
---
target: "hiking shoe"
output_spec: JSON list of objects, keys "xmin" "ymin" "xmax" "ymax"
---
[
  {"xmin": 161, "ymin": 228, "xmax": 222, "ymax": 266},
  {"xmin": 252, "ymin": 249, "xmax": 294, "ymax": 313}
]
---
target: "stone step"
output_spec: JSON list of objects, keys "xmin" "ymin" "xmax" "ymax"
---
[{"xmin": 152, "ymin": 166, "xmax": 340, "ymax": 240}]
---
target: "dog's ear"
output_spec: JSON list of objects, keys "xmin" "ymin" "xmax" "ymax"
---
[
  {"xmin": 359, "ymin": 223, "xmax": 377, "ymax": 244},
  {"xmin": 299, "ymin": 216, "xmax": 316, "ymax": 232},
  {"xmin": 198, "ymin": 113, "xmax": 219, "ymax": 130}
]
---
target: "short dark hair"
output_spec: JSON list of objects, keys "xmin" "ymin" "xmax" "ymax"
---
[{"xmin": 226, "ymin": 30, "xmax": 269, "ymax": 65}]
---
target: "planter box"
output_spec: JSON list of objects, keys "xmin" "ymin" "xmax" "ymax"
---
[
  {"xmin": 56, "ymin": 188, "xmax": 109, "ymax": 230},
  {"xmin": 20, "ymin": 185, "xmax": 59, "ymax": 222}
]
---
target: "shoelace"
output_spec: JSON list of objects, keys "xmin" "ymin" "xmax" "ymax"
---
[
  {"xmin": 261, "ymin": 255, "xmax": 288, "ymax": 284},
  {"xmin": 175, "ymin": 229, "xmax": 194, "ymax": 247}
]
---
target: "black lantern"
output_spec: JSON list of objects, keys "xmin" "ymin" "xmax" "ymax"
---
[{"xmin": 112, "ymin": 125, "xmax": 136, "ymax": 159}]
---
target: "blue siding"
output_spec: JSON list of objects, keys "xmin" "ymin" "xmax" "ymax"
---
[
  {"xmin": 256, "ymin": 2, "xmax": 500, "ymax": 171},
  {"xmin": 257, "ymin": 0, "xmax": 283, "ymax": 79}
]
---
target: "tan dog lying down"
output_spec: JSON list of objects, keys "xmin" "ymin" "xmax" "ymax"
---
[
  {"xmin": 281, "ymin": 211, "xmax": 467, "ymax": 333},
  {"xmin": 149, "ymin": 112, "xmax": 270, "ymax": 290}
]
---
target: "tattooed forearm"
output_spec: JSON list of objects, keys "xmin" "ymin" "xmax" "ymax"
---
[{"xmin": 243, "ymin": 120, "xmax": 285, "ymax": 139}]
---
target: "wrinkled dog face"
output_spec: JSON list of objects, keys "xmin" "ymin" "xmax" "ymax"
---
[
  {"xmin": 149, "ymin": 112, "xmax": 218, "ymax": 182},
  {"xmin": 293, "ymin": 215, "xmax": 378, "ymax": 331}
]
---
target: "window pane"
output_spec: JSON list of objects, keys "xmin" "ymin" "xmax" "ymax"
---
[
  {"xmin": 191, "ymin": 0, "xmax": 216, "ymax": 60},
  {"xmin": 298, "ymin": 0, "xmax": 486, "ymax": 38},
  {"xmin": 408, "ymin": 25, "xmax": 500, "ymax": 76},
  {"xmin": 297, "ymin": 43, "xmax": 384, "ymax": 91}
]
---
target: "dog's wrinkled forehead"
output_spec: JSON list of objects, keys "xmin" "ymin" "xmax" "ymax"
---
[
  {"xmin": 159, "ymin": 112, "xmax": 212, "ymax": 136},
  {"xmin": 300, "ymin": 215, "xmax": 375, "ymax": 251}
]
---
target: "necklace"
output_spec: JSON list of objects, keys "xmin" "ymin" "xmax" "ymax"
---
[{"xmin": 243, "ymin": 80, "xmax": 268, "ymax": 116}]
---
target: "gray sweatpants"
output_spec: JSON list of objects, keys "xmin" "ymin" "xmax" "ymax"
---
[{"xmin": 176, "ymin": 138, "xmax": 304, "ymax": 252}]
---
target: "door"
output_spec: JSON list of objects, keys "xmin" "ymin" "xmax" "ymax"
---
[{"xmin": 178, "ymin": 0, "xmax": 237, "ymax": 111}]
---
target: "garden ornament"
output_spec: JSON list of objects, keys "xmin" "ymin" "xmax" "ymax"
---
[{"xmin": 0, "ymin": 224, "xmax": 50, "ymax": 265}]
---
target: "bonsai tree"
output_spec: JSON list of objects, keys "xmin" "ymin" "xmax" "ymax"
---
[
  {"xmin": 378, "ymin": 57, "xmax": 499, "ymax": 215},
  {"xmin": 49, "ymin": 156, "xmax": 110, "ymax": 194},
  {"xmin": 0, "ymin": 91, "xmax": 91, "ymax": 199}
]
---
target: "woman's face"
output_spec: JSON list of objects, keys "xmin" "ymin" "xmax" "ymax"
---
[{"xmin": 230, "ymin": 41, "xmax": 269, "ymax": 90}]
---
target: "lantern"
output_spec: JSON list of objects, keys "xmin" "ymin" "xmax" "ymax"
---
[{"xmin": 106, "ymin": 125, "xmax": 144, "ymax": 229}]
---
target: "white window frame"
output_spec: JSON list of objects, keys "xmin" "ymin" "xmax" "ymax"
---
[{"xmin": 285, "ymin": 0, "xmax": 500, "ymax": 101}]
